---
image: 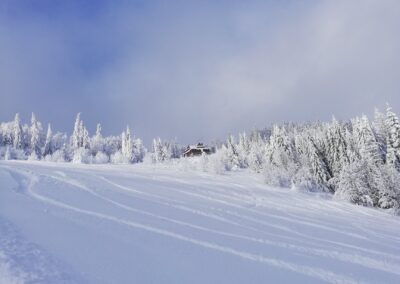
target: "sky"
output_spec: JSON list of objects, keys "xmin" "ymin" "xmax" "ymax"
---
[{"xmin": 1, "ymin": 0, "xmax": 400, "ymax": 145}]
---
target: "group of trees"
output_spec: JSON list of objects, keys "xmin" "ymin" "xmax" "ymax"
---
[
  {"xmin": 0, "ymin": 113, "xmax": 145, "ymax": 164},
  {"xmin": 208, "ymin": 105, "xmax": 400, "ymax": 210},
  {"xmin": 151, "ymin": 138, "xmax": 183, "ymax": 163},
  {"xmin": 2, "ymin": 105, "xmax": 400, "ymax": 210}
]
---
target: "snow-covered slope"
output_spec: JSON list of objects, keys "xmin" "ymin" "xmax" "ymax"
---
[{"xmin": 0, "ymin": 161, "xmax": 400, "ymax": 284}]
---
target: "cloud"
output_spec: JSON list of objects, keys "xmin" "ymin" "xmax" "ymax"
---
[{"xmin": 1, "ymin": 1, "xmax": 400, "ymax": 144}]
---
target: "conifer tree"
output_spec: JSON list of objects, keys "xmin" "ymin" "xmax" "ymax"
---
[
  {"xmin": 80, "ymin": 121, "xmax": 89, "ymax": 149},
  {"xmin": 12, "ymin": 113, "xmax": 23, "ymax": 149},
  {"xmin": 324, "ymin": 118, "xmax": 349, "ymax": 177},
  {"xmin": 43, "ymin": 124, "xmax": 53, "ymax": 157},
  {"xmin": 237, "ymin": 132, "xmax": 251, "ymax": 168},
  {"xmin": 151, "ymin": 137, "xmax": 170, "ymax": 163},
  {"xmin": 30, "ymin": 113, "xmax": 43, "ymax": 158},
  {"xmin": 225, "ymin": 135, "xmax": 240, "ymax": 169},
  {"xmin": 385, "ymin": 105, "xmax": 400, "ymax": 169},
  {"xmin": 91, "ymin": 123, "xmax": 104, "ymax": 155},
  {"xmin": 71, "ymin": 113, "xmax": 82, "ymax": 150},
  {"xmin": 372, "ymin": 108, "xmax": 388, "ymax": 162},
  {"xmin": 352, "ymin": 115, "xmax": 381, "ymax": 164},
  {"xmin": 121, "ymin": 126, "xmax": 134, "ymax": 163}
]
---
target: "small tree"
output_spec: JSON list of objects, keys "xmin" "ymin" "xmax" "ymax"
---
[
  {"xmin": 43, "ymin": 124, "xmax": 53, "ymax": 157},
  {"xmin": 121, "ymin": 126, "xmax": 134, "ymax": 163},
  {"xmin": 12, "ymin": 113, "xmax": 23, "ymax": 149},
  {"xmin": 385, "ymin": 105, "xmax": 400, "ymax": 169},
  {"xmin": 30, "ymin": 113, "xmax": 43, "ymax": 159}
]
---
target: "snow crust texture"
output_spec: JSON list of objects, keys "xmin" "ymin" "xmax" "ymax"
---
[{"xmin": 1, "ymin": 161, "xmax": 400, "ymax": 284}]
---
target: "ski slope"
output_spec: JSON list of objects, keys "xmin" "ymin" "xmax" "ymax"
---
[{"xmin": 1, "ymin": 161, "xmax": 400, "ymax": 284}]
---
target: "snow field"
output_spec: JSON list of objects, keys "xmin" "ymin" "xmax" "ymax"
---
[{"xmin": 1, "ymin": 161, "xmax": 400, "ymax": 283}]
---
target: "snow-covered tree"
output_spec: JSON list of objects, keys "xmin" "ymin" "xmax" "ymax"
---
[
  {"xmin": 335, "ymin": 159, "xmax": 375, "ymax": 207},
  {"xmin": 352, "ymin": 115, "xmax": 381, "ymax": 164},
  {"xmin": 169, "ymin": 140, "xmax": 182, "ymax": 159},
  {"xmin": 224, "ymin": 135, "xmax": 240, "ymax": 170},
  {"xmin": 247, "ymin": 132, "xmax": 265, "ymax": 172},
  {"xmin": 121, "ymin": 126, "xmax": 134, "ymax": 163},
  {"xmin": 90, "ymin": 123, "xmax": 104, "ymax": 155},
  {"xmin": 43, "ymin": 124, "xmax": 53, "ymax": 157},
  {"xmin": 372, "ymin": 108, "xmax": 388, "ymax": 162},
  {"xmin": 266, "ymin": 125, "xmax": 296, "ymax": 170},
  {"xmin": 12, "ymin": 113, "xmax": 23, "ymax": 149},
  {"xmin": 29, "ymin": 113, "xmax": 43, "ymax": 159},
  {"xmin": 385, "ymin": 105, "xmax": 400, "ymax": 169},
  {"xmin": 71, "ymin": 113, "xmax": 82, "ymax": 150},
  {"xmin": 296, "ymin": 133, "xmax": 332, "ymax": 192},
  {"xmin": 151, "ymin": 137, "xmax": 171, "ymax": 163},
  {"xmin": 378, "ymin": 165, "xmax": 400, "ymax": 209},
  {"xmin": 70, "ymin": 113, "xmax": 89, "ymax": 150},
  {"xmin": 132, "ymin": 138, "xmax": 145, "ymax": 163},
  {"xmin": 237, "ymin": 132, "xmax": 251, "ymax": 168},
  {"xmin": 323, "ymin": 117, "xmax": 349, "ymax": 177}
]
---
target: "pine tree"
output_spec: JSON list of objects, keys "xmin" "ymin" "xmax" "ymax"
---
[
  {"xmin": 372, "ymin": 108, "xmax": 387, "ymax": 162},
  {"xmin": 324, "ymin": 117, "xmax": 349, "ymax": 177},
  {"xmin": 30, "ymin": 113, "xmax": 43, "ymax": 158},
  {"xmin": 71, "ymin": 113, "xmax": 89, "ymax": 150},
  {"xmin": 352, "ymin": 115, "xmax": 381, "ymax": 164},
  {"xmin": 385, "ymin": 105, "xmax": 400, "ymax": 169},
  {"xmin": 152, "ymin": 138, "xmax": 168, "ymax": 163},
  {"xmin": 132, "ymin": 138, "xmax": 145, "ymax": 163},
  {"xmin": 80, "ymin": 121, "xmax": 89, "ymax": 149},
  {"xmin": 71, "ymin": 113, "xmax": 82, "ymax": 150},
  {"xmin": 225, "ymin": 135, "xmax": 239, "ymax": 169},
  {"xmin": 43, "ymin": 124, "xmax": 53, "ymax": 157},
  {"xmin": 151, "ymin": 138, "xmax": 160, "ymax": 163},
  {"xmin": 267, "ymin": 125, "xmax": 296, "ymax": 169},
  {"xmin": 12, "ymin": 113, "xmax": 23, "ymax": 149},
  {"xmin": 247, "ymin": 132, "xmax": 265, "ymax": 172},
  {"xmin": 170, "ymin": 142, "xmax": 182, "ymax": 159},
  {"xmin": 335, "ymin": 159, "xmax": 374, "ymax": 207},
  {"xmin": 306, "ymin": 136, "xmax": 331, "ymax": 191},
  {"xmin": 91, "ymin": 123, "xmax": 104, "ymax": 155},
  {"xmin": 237, "ymin": 132, "xmax": 251, "ymax": 168},
  {"xmin": 95, "ymin": 123, "xmax": 102, "ymax": 139},
  {"xmin": 378, "ymin": 165, "xmax": 400, "ymax": 209},
  {"xmin": 121, "ymin": 126, "xmax": 134, "ymax": 163}
]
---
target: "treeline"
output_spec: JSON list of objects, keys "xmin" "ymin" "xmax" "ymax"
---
[
  {"xmin": 199, "ymin": 105, "xmax": 400, "ymax": 210},
  {"xmin": 0, "ymin": 113, "xmax": 146, "ymax": 164},
  {"xmin": 1, "ymin": 106, "xmax": 400, "ymax": 210}
]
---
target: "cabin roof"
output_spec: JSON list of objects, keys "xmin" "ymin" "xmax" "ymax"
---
[{"xmin": 183, "ymin": 143, "xmax": 211, "ymax": 155}]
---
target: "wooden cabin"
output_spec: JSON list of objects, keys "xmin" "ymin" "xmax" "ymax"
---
[{"xmin": 183, "ymin": 143, "xmax": 212, "ymax": 157}]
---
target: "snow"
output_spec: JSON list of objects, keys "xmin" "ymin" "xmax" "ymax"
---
[{"xmin": 1, "ymin": 161, "xmax": 400, "ymax": 283}]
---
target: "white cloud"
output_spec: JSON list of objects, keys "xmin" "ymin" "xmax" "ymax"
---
[{"xmin": 1, "ymin": 1, "xmax": 400, "ymax": 144}]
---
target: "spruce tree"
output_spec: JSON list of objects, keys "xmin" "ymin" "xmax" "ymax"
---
[
  {"xmin": 121, "ymin": 126, "xmax": 134, "ymax": 163},
  {"xmin": 352, "ymin": 115, "xmax": 381, "ymax": 164},
  {"xmin": 12, "ymin": 113, "xmax": 23, "ymax": 149},
  {"xmin": 324, "ymin": 118, "xmax": 349, "ymax": 177},
  {"xmin": 71, "ymin": 113, "xmax": 82, "ymax": 150},
  {"xmin": 30, "ymin": 113, "xmax": 43, "ymax": 158},
  {"xmin": 43, "ymin": 124, "xmax": 53, "ymax": 157},
  {"xmin": 385, "ymin": 105, "xmax": 400, "ymax": 169},
  {"xmin": 372, "ymin": 108, "xmax": 388, "ymax": 162}
]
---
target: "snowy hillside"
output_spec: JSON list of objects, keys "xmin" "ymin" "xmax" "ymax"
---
[{"xmin": 1, "ymin": 161, "xmax": 400, "ymax": 284}]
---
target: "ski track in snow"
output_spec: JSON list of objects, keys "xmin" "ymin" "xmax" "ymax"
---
[{"xmin": 1, "ymin": 161, "xmax": 400, "ymax": 283}]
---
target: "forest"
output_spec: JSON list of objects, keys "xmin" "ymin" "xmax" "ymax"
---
[{"xmin": 1, "ymin": 105, "xmax": 400, "ymax": 211}]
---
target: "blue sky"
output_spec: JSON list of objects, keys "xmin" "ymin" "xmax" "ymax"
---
[{"xmin": 1, "ymin": 0, "xmax": 400, "ymax": 145}]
